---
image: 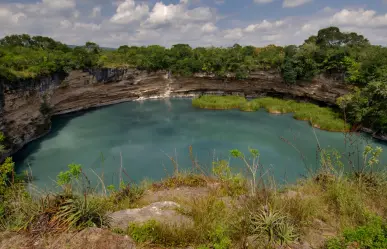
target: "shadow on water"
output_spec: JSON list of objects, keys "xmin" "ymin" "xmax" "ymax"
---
[
  {"xmin": 13, "ymin": 106, "xmax": 109, "ymax": 173},
  {"xmin": 12, "ymin": 99, "xmax": 387, "ymax": 188}
]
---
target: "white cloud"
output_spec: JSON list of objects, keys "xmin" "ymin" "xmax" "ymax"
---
[
  {"xmin": 283, "ymin": 0, "xmax": 312, "ymax": 8},
  {"xmin": 202, "ymin": 22, "xmax": 218, "ymax": 33},
  {"xmin": 144, "ymin": 2, "xmax": 212, "ymax": 28},
  {"xmin": 223, "ymin": 28, "xmax": 244, "ymax": 40},
  {"xmin": 74, "ymin": 22, "xmax": 101, "ymax": 31},
  {"xmin": 331, "ymin": 9, "xmax": 387, "ymax": 28},
  {"xmin": 1, "ymin": 0, "xmax": 387, "ymax": 48},
  {"xmin": 254, "ymin": 0, "xmax": 274, "ymax": 4},
  {"xmin": 60, "ymin": 20, "xmax": 72, "ymax": 29},
  {"xmin": 244, "ymin": 20, "xmax": 284, "ymax": 32},
  {"xmin": 90, "ymin": 6, "xmax": 101, "ymax": 18},
  {"xmin": 0, "ymin": 7, "xmax": 26, "ymax": 24},
  {"xmin": 41, "ymin": 0, "xmax": 75, "ymax": 10},
  {"xmin": 215, "ymin": 0, "xmax": 225, "ymax": 5},
  {"xmin": 110, "ymin": 0, "xmax": 149, "ymax": 24}
]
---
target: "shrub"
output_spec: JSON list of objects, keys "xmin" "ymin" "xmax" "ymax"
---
[
  {"xmin": 326, "ymin": 215, "xmax": 387, "ymax": 249},
  {"xmin": 212, "ymin": 160, "xmax": 247, "ymax": 196},
  {"xmin": 152, "ymin": 171, "xmax": 209, "ymax": 190},
  {"xmin": 128, "ymin": 220, "xmax": 160, "ymax": 243}
]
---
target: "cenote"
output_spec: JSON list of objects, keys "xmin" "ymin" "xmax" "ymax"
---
[{"xmin": 14, "ymin": 99, "xmax": 387, "ymax": 189}]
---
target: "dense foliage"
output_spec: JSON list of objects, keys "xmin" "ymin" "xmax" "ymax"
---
[
  {"xmin": 0, "ymin": 27, "xmax": 386, "ymax": 135},
  {"xmin": 0, "ymin": 27, "xmax": 381, "ymax": 82}
]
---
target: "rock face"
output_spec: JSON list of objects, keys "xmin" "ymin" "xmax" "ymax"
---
[
  {"xmin": 0, "ymin": 228, "xmax": 137, "ymax": 249},
  {"xmin": 0, "ymin": 69, "xmax": 349, "ymax": 158},
  {"xmin": 110, "ymin": 201, "xmax": 193, "ymax": 230}
]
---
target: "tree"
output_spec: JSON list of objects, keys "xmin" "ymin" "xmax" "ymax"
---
[
  {"xmin": 170, "ymin": 44, "xmax": 193, "ymax": 60},
  {"xmin": 0, "ymin": 133, "xmax": 15, "ymax": 196},
  {"xmin": 316, "ymin": 27, "xmax": 345, "ymax": 48},
  {"xmin": 85, "ymin": 42, "xmax": 102, "ymax": 55},
  {"xmin": 337, "ymin": 81, "xmax": 387, "ymax": 135}
]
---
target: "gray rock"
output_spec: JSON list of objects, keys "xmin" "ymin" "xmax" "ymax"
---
[{"xmin": 110, "ymin": 201, "xmax": 193, "ymax": 230}]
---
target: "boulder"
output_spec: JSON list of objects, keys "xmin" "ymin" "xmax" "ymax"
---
[{"xmin": 109, "ymin": 201, "xmax": 193, "ymax": 230}]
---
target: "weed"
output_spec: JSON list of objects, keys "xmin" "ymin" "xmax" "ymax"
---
[
  {"xmin": 230, "ymin": 148, "xmax": 262, "ymax": 195},
  {"xmin": 128, "ymin": 220, "xmax": 159, "ymax": 243},
  {"xmin": 326, "ymin": 215, "xmax": 387, "ymax": 249},
  {"xmin": 325, "ymin": 179, "xmax": 367, "ymax": 227},
  {"xmin": 212, "ymin": 160, "xmax": 247, "ymax": 196},
  {"xmin": 152, "ymin": 171, "xmax": 209, "ymax": 190}
]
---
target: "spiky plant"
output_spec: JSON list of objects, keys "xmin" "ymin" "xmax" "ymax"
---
[
  {"xmin": 249, "ymin": 204, "xmax": 297, "ymax": 245},
  {"xmin": 275, "ymin": 222, "xmax": 298, "ymax": 245}
]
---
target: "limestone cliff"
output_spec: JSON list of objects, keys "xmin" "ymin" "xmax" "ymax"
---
[{"xmin": 0, "ymin": 69, "xmax": 350, "ymax": 158}]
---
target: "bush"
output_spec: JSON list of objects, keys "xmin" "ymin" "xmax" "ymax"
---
[
  {"xmin": 326, "ymin": 215, "xmax": 387, "ymax": 249},
  {"xmin": 212, "ymin": 160, "xmax": 247, "ymax": 196},
  {"xmin": 128, "ymin": 220, "xmax": 160, "ymax": 243}
]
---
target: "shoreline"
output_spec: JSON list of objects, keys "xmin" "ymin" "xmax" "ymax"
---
[{"xmin": 4, "ymin": 92, "xmax": 386, "ymax": 161}]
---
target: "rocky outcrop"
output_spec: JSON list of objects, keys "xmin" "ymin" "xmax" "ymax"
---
[
  {"xmin": 110, "ymin": 201, "xmax": 193, "ymax": 230},
  {"xmin": 0, "ymin": 228, "xmax": 137, "ymax": 249},
  {"xmin": 0, "ymin": 69, "xmax": 350, "ymax": 158}
]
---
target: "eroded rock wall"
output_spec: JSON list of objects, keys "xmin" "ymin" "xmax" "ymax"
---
[{"xmin": 0, "ymin": 69, "xmax": 348, "ymax": 158}]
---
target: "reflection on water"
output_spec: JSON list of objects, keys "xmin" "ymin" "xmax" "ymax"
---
[{"xmin": 14, "ymin": 99, "xmax": 387, "ymax": 189}]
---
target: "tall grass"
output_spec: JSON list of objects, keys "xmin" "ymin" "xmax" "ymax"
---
[
  {"xmin": 1, "ymin": 138, "xmax": 385, "ymax": 248},
  {"xmin": 192, "ymin": 95, "xmax": 247, "ymax": 110},
  {"xmin": 193, "ymin": 96, "xmax": 350, "ymax": 132}
]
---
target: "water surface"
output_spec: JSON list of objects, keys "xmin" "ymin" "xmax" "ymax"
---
[{"xmin": 15, "ymin": 99, "xmax": 387, "ymax": 189}]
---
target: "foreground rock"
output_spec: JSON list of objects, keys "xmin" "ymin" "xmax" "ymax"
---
[
  {"xmin": 110, "ymin": 201, "xmax": 193, "ymax": 230},
  {"xmin": 0, "ymin": 228, "xmax": 136, "ymax": 249}
]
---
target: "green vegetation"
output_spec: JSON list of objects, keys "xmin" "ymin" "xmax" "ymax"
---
[
  {"xmin": 0, "ymin": 128, "xmax": 386, "ymax": 248},
  {"xmin": 338, "ymin": 81, "xmax": 387, "ymax": 136},
  {"xmin": 1, "ymin": 27, "xmax": 387, "ymax": 247},
  {"xmin": 193, "ymin": 95, "xmax": 350, "ymax": 132},
  {"xmin": 326, "ymin": 216, "xmax": 387, "ymax": 249},
  {"xmin": 0, "ymin": 27, "xmax": 386, "ymax": 136},
  {"xmin": 192, "ymin": 95, "xmax": 247, "ymax": 110}
]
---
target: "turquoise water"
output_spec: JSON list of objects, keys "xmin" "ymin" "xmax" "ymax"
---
[{"xmin": 14, "ymin": 99, "xmax": 387, "ymax": 189}]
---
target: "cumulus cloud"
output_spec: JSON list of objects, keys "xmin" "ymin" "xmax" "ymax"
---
[
  {"xmin": 0, "ymin": 9, "xmax": 26, "ymax": 26},
  {"xmin": 90, "ymin": 6, "xmax": 101, "ymax": 18},
  {"xmin": 0, "ymin": 0, "xmax": 387, "ymax": 48},
  {"xmin": 110, "ymin": 0, "xmax": 149, "ymax": 24},
  {"xmin": 331, "ymin": 9, "xmax": 387, "ymax": 28},
  {"xmin": 42, "ymin": 0, "xmax": 76, "ymax": 10},
  {"xmin": 223, "ymin": 28, "xmax": 244, "ymax": 40},
  {"xmin": 283, "ymin": 0, "xmax": 312, "ymax": 8},
  {"xmin": 144, "ymin": 1, "xmax": 212, "ymax": 28},
  {"xmin": 202, "ymin": 22, "xmax": 218, "ymax": 33},
  {"xmin": 244, "ymin": 20, "xmax": 284, "ymax": 32},
  {"xmin": 254, "ymin": 0, "xmax": 274, "ymax": 4},
  {"xmin": 214, "ymin": 0, "xmax": 225, "ymax": 5}
]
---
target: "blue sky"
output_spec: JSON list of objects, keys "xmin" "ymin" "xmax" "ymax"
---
[{"xmin": 0, "ymin": 0, "xmax": 387, "ymax": 47}]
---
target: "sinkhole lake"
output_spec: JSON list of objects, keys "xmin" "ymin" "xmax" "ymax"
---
[{"xmin": 15, "ymin": 99, "xmax": 387, "ymax": 189}]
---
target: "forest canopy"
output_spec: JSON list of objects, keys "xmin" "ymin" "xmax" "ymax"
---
[
  {"xmin": 0, "ymin": 27, "xmax": 386, "ymax": 136},
  {"xmin": 0, "ymin": 27, "xmax": 379, "ymax": 83}
]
